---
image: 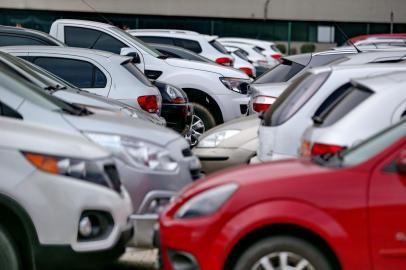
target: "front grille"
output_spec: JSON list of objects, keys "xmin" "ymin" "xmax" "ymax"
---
[
  {"xmin": 104, "ymin": 164, "xmax": 122, "ymax": 193},
  {"xmin": 182, "ymin": 148, "xmax": 193, "ymax": 157}
]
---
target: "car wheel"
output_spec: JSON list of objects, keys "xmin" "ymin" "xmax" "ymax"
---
[
  {"xmin": 234, "ymin": 236, "xmax": 333, "ymax": 270},
  {"xmin": 189, "ymin": 103, "xmax": 216, "ymax": 146},
  {"xmin": 0, "ymin": 226, "xmax": 20, "ymax": 270}
]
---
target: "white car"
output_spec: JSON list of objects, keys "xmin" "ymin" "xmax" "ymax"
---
[
  {"xmin": 50, "ymin": 19, "xmax": 250, "ymax": 130},
  {"xmin": 224, "ymin": 46, "xmax": 256, "ymax": 77},
  {"xmin": 0, "ymin": 116, "xmax": 133, "ymax": 270},
  {"xmin": 0, "ymin": 46, "xmax": 162, "ymax": 115},
  {"xmin": 218, "ymin": 37, "xmax": 282, "ymax": 66},
  {"xmin": 129, "ymin": 29, "xmax": 234, "ymax": 66},
  {"xmin": 219, "ymin": 41, "xmax": 273, "ymax": 69}
]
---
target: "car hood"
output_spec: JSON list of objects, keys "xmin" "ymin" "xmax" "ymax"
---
[
  {"xmin": 250, "ymin": 82, "xmax": 290, "ymax": 98},
  {"xmin": 165, "ymin": 58, "xmax": 249, "ymax": 78},
  {"xmin": 178, "ymin": 159, "xmax": 331, "ymax": 199},
  {"xmin": 196, "ymin": 115, "xmax": 260, "ymax": 148},
  {"xmin": 62, "ymin": 112, "xmax": 181, "ymax": 147}
]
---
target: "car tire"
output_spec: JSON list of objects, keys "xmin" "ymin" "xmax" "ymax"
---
[
  {"xmin": 0, "ymin": 226, "xmax": 20, "ymax": 270},
  {"xmin": 192, "ymin": 103, "xmax": 217, "ymax": 130},
  {"xmin": 234, "ymin": 236, "xmax": 333, "ymax": 270}
]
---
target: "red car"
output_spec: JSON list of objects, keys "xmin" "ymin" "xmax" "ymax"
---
[{"xmin": 158, "ymin": 118, "xmax": 406, "ymax": 270}]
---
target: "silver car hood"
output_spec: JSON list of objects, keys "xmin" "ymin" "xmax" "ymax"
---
[{"xmin": 62, "ymin": 112, "xmax": 181, "ymax": 147}]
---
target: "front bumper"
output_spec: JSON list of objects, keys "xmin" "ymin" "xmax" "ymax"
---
[
  {"xmin": 215, "ymin": 93, "xmax": 249, "ymax": 122},
  {"xmin": 35, "ymin": 227, "xmax": 133, "ymax": 269},
  {"xmin": 193, "ymin": 147, "xmax": 254, "ymax": 174}
]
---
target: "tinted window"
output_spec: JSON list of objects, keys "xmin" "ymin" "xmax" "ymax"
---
[
  {"xmin": 0, "ymin": 102, "xmax": 22, "ymax": 119},
  {"xmin": 173, "ymin": 38, "xmax": 202, "ymax": 53},
  {"xmin": 254, "ymin": 60, "xmax": 305, "ymax": 84},
  {"xmin": 313, "ymin": 83, "xmax": 352, "ymax": 121},
  {"xmin": 234, "ymin": 49, "xmax": 250, "ymax": 61},
  {"xmin": 0, "ymin": 35, "xmax": 46, "ymax": 46},
  {"xmin": 253, "ymin": 46, "xmax": 264, "ymax": 53},
  {"xmin": 319, "ymin": 87, "xmax": 373, "ymax": 127},
  {"xmin": 64, "ymin": 26, "xmax": 126, "ymax": 54},
  {"xmin": 33, "ymin": 57, "xmax": 107, "ymax": 88},
  {"xmin": 263, "ymin": 71, "xmax": 330, "ymax": 126},
  {"xmin": 210, "ymin": 40, "xmax": 229, "ymax": 54},
  {"xmin": 138, "ymin": 36, "xmax": 174, "ymax": 45},
  {"xmin": 310, "ymin": 54, "xmax": 350, "ymax": 67},
  {"xmin": 122, "ymin": 61, "xmax": 153, "ymax": 86},
  {"xmin": 156, "ymin": 48, "xmax": 182, "ymax": 59}
]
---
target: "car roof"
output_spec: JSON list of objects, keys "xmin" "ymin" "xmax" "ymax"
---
[
  {"xmin": 349, "ymin": 33, "xmax": 406, "ymax": 43},
  {"xmin": 0, "ymin": 25, "xmax": 65, "ymax": 46},
  {"xmin": 129, "ymin": 29, "xmax": 200, "ymax": 35},
  {"xmin": 0, "ymin": 45, "xmax": 122, "ymax": 59},
  {"xmin": 217, "ymin": 37, "xmax": 275, "ymax": 45},
  {"xmin": 52, "ymin": 19, "xmax": 114, "ymax": 29},
  {"xmin": 353, "ymin": 70, "xmax": 406, "ymax": 93}
]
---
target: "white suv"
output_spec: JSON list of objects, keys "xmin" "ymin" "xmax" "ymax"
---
[
  {"xmin": 50, "ymin": 19, "xmax": 250, "ymax": 130},
  {"xmin": 0, "ymin": 116, "xmax": 133, "ymax": 270},
  {"xmin": 129, "ymin": 29, "xmax": 234, "ymax": 66}
]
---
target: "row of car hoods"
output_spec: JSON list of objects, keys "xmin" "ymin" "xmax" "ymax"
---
[
  {"xmin": 0, "ymin": 20, "xmax": 283, "ymax": 269},
  {"xmin": 154, "ymin": 36, "xmax": 406, "ymax": 270}
]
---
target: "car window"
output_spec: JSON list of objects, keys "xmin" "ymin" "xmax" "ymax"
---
[
  {"xmin": 64, "ymin": 26, "xmax": 126, "ymax": 54},
  {"xmin": 122, "ymin": 61, "xmax": 153, "ymax": 86},
  {"xmin": 254, "ymin": 59, "xmax": 305, "ymax": 84},
  {"xmin": 234, "ymin": 49, "xmax": 250, "ymax": 61},
  {"xmin": 33, "ymin": 57, "xmax": 107, "ymax": 88},
  {"xmin": 271, "ymin": 45, "xmax": 281, "ymax": 53},
  {"xmin": 173, "ymin": 38, "xmax": 202, "ymax": 53},
  {"xmin": 137, "ymin": 36, "xmax": 174, "ymax": 45},
  {"xmin": 156, "ymin": 48, "xmax": 182, "ymax": 59},
  {"xmin": 0, "ymin": 101, "xmax": 23, "ymax": 119},
  {"xmin": 0, "ymin": 35, "xmax": 46, "ymax": 46},
  {"xmin": 113, "ymin": 28, "xmax": 163, "ymax": 58},
  {"xmin": 263, "ymin": 71, "xmax": 330, "ymax": 126},
  {"xmin": 210, "ymin": 40, "xmax": 229, "ymax": 54},
  {"xmin": 318, "ymin": 86, "xmax": 373, "ymax": 127},
  {"xmin": 253, "ymin": 46, "xmax": 264, "ymax": 54}
]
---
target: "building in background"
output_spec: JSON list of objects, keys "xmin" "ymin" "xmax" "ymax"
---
[{"xmin": 1, "ymin": 0, "xmax": 405, "ymax": 52}]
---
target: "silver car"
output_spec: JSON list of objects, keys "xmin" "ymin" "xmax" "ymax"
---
[
  {"xmin": 0, "ymin": 46, "xmax": 162, "ymax": 114},
  {"xmin": 301, "ymin": 70, "xmax": 406, "ymax": 158},
  {"xmin": 0, "ymin": 66, "xmax": 200, "ymax": 246},
  {"xmin": 0, "ymin": 51, "xmax": 166, "ymax": 125},
  {"xmin": 257, "ymin": 63, "xmax": 406, "ymax": 162}
]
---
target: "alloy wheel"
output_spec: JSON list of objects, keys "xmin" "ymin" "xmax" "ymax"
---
[{"xmin": 251, "ymin": 251, "xmax": 316, "ymax": 270}]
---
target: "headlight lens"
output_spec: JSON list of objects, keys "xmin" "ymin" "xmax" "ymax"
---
[
  {"xmin": 220, "ymin": 77, "xmax": 251, "ymax": 94},
  {"xmin": 175, "ymin": 183, "xmax": 238, "ymax": 219},
  {"xmin": 198, "ymin": 130, "xmax": 240, "ymax": 148},
  {"xmin": 23, "ymin": 152, "xmax": 113, "ymax": 188},
  {"xmin": 85, "ymin": 133, "xmax": 178, "ymax": 172}
]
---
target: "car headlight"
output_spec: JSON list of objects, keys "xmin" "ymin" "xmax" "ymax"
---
[
  {"xmin": 23, "ymin": 152, "xmax": 113, "ymax": 188},
  {"xmin": 84, "ymin": 133, "xmax": 178, "ymax": 172},
  {"xmin": 175, "ymin": 183, "xmax": 238, "ymax": 219},
  {"xmin": 220, "ymin": 77, "xmax": 251, "ymax": 94},
  {"xmin": 198, "ymin": 130, "xmax": 240, "ymax": 148}
]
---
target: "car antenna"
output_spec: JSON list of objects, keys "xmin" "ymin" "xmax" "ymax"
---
[
  {"xmin": 81, "ymin": 0, "xmax": 114, "ymax": 25},
  {"xmin": 334, "ymin": 23, "xmax": 362, "ymax": 53}
]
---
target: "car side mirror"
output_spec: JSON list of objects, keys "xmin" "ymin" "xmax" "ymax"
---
[
  {"xmin": 120, "ymin": 48, "xmax": 141, "ymax": 64},
  {"xmin": 396, "ymin": 151, "xmax": 406, "ymax": 175}
]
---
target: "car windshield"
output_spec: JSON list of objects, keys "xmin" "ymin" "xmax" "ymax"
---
[
  {"xmin": 254, "ymin": 59, "xmax": 305, "ymax": 84},
  {"xmin": 321, "ymin": 119, "xmax": 406, "ymax": 167},
  {"xmin": 0, "ymin": 66, "xmax": 90, "ymax": 116},
  {"xmin": 112, "ymin": 28, "xmax": 164, "ymax": 58}
]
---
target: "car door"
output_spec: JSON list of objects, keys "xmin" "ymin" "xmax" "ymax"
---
[
  {"xmin": 369, "ymin": 141, "xmax": 406, "ymax": 269},
  {"xmin": 30, "ymin": 56, "xmax": 111, "ymax": 97}
]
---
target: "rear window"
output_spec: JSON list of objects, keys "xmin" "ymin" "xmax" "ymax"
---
[
  {"xmin": 317, "ymin": 86, "xmax": 373, "ymax": 127},
  {"xmin": 234, "ymin": 49, "xmax": 250, "ymax": 61},
  {"xmin": 173, "ymin": 38, "xmax": 202, "ymax": 53},
  {"xmin": 209, "ymin": 40, "xmax": 229, "ymax": 54},
  {"xmin": 263, "ymin": 71, "xmax": 330, "ymax": 126},
  {"xmin": 122, "ymin": 61, "xmax": 153, "ymax": 86},
  {"xmin": 253, "ymin": 46, "xmax": 265, "ymax": 54},
  {"xmin": 271, "ymin": 45, "xmax": 281, "ymax": 53},
  {"xmin": 254, "ymin": 59, "xmax": 305, "ymax": 84}
]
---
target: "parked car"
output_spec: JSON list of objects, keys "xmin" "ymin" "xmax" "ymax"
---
[
  {"xmin": 0, "ymin": 116, "xmax": 133, "ymax": 270},
  {"xmin": 0, "ymin": 45, "xmax": 162, "ymax": 115},
  {"xmin": 50, "ymin": 19, "xmax": 251, "ymax": 130},
  {"xmin": 129, "ymin": 29, "xmax": 234, "ymax": 66},
  {"xmin": 258, "ymin": 64, "xmax": 406, "ymax": 162},
  {"xmin": 158, "ymin": 116, "xmax": 406, "ymax": 270},
  {"xmin": 0, "ymin": 50, "xmax": 166, "ymax": 125},
  {"xmin": 193, "ymin": 115, "xmax": 259, "ymax": 174},
  {"xmin": 0, "ymin": 25, "xmax": 65, "ymax": 46},
  {"xmin": 301, "ymin": 70, "xmax": 406, "ymax": 158},
  {"xmin": 0, "ymin": 65, "xmax": 200, "ymax": 247},
  {"xmin": 225, "ymin": 46, "xmax": 256, "ymax": 77},
  {"xmin": 218, "ymin": 37, "xmax": 282, "ymax": 65}
]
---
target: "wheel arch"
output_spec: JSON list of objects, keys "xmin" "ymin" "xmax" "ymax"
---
[
  {"xmin": 182, "ymin": 88, "xmax": 224, "ymax": 124},
  {"xmin": 223, "ymin": 223, "xmax": 341, "ymax": 270},
  {"xmin": 0, "ymin": 193, "xmax": 39, "ymax": 270}
]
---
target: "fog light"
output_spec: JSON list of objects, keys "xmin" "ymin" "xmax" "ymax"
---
[{"xmin": 79, "ymin": 216, "xmax": 93, "ymax": 237}]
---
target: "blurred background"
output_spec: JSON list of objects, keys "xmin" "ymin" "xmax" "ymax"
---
[{"xmin": 1, "ymin": 0, "xmax": 405, "ymax": 54}]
